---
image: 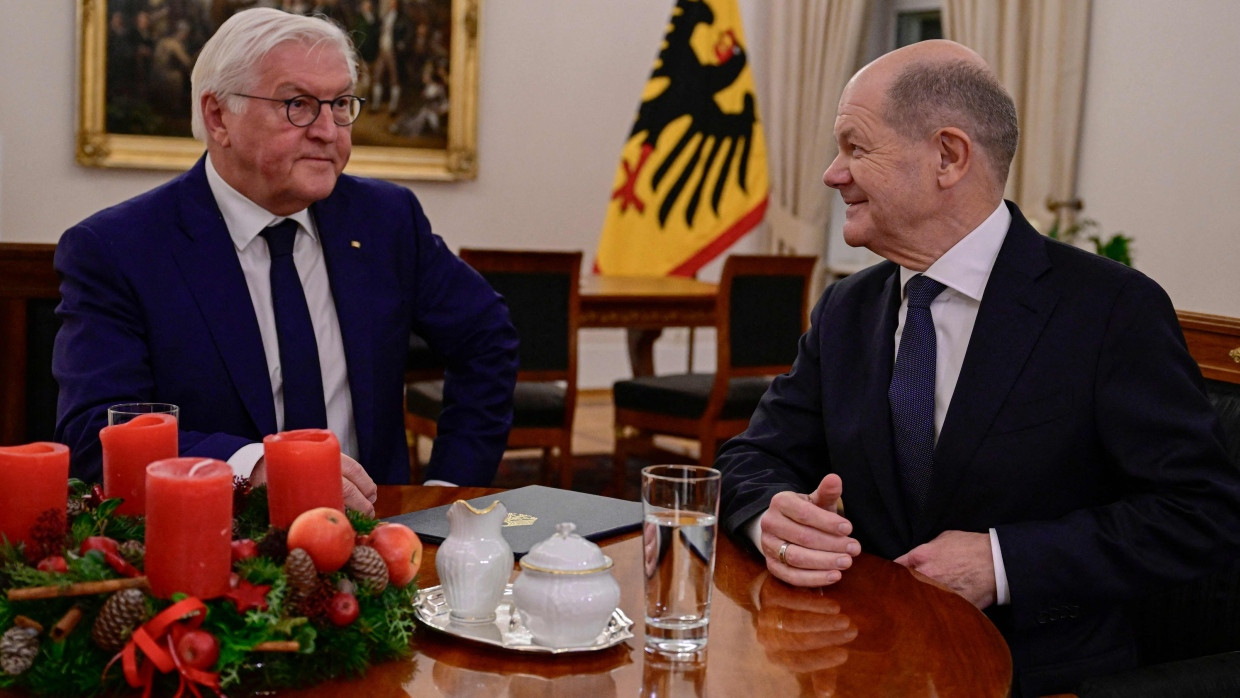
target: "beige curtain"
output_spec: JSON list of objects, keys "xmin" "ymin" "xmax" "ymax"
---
[
  {"xmin": 763, "ymin": 0, "xmax": 871, "ymax": 263},
  {"xmin": 942, "ymin": 0, "xmax": 1092, "ymax": 231}
]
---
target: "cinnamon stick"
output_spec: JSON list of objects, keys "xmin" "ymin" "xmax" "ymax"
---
[
  {"xmin": 50, "ymin": 606, "xmax": 84, "ymax": 640},
  {"xmin": 13, "ymin": 616, "xmax": 44, "ymax": 633},
  {"xmin": 6, "ymin": 576, "xmax": 148, "ymax": 601},
  {"xmin": 252, "ymin": 641, "xmax": 300, "ymax": 652}
]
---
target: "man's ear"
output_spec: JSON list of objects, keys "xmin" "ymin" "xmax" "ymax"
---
[
  {"xmin": 202, "ymin": 93, "xmax": 230, "ymax": 147},
  {"xmin": 935, "ymin": 127, "xmax": 971, "ymax": 189}
]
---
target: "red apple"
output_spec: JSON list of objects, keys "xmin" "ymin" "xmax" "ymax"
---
[
  {"xmin": 367, "ymin": 523, "xmax": 422, "ymax": 587},
  {"xmin": 175, "ymin": 629, "xmax": 219, "ymax": 670},
  {"xmin": 286, "ymin": 507, "xmax": 355, "ymax": 573},
  {"xmin": 326, "ymin": 591, "xmax": 360, "ymax": 626},
  {"xmin": 36, "ymin": 556, "xmax": 68, "ymax": 573}
]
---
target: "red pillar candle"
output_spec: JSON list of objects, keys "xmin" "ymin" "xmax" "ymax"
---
[
  {"xmin": 263, "ymin": 429, "xmax": 344, "ymax": 529},
  {"xmin": 0, "ymin": 442, "xmax": 69, "ymax": 556},
  {"xmin": 144, "ymin": 458, "xmax": 233, "ymax": 599},
  {"xmin": 100, "ymin": 413, "xmax": 178, "ymax": 517}
]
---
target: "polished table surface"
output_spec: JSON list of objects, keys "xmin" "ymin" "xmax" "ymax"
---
[
  {"xmin": 579, "ymin": 275, "xmax": 718, "ymax": 377},
  {"xmin": 0, "ymin": 486, "xmax": 1011, "ymax": 697},
  {"xmin": 304, "ymin": 486, "xmax": 1010, "ymax": 697}
]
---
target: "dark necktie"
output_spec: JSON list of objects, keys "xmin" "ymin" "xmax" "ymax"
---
[
  {"xmin": 260, "ymin": 219, "xmax": 328, "ymax": 431},
  {"xmin": 889, "ymin": 274, "xmax": 946, "ymax": 513}
]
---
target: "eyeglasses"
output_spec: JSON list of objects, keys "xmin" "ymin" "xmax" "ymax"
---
[{"xmin": 231, "ymin": 93, "xmax": 366, "ymax": 127}]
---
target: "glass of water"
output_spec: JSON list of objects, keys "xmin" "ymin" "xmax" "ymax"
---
[{"xmin": 641, "ymin": 464, "xmax": 721, "ymax": 658}]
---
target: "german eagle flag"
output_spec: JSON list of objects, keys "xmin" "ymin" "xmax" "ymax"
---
[{"xmin": 596, "ymin": 0, "xmax": 769, "ymax": 278}]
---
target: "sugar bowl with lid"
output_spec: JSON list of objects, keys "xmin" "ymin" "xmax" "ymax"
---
[{"xmin": 512, "ymin": 522, "xmax": 621, "ymax": 647}]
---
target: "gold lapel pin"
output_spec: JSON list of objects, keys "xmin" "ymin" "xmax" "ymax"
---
[{"xmin": 350, "ymin": 240, "xmax": 361, "ymax": 249}]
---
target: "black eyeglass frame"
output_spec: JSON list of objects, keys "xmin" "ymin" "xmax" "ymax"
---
[{"xmin": 231, "ymin": 93, "xmax": 366, "ymax": 127}]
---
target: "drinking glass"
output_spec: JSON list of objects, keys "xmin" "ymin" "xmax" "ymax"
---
[
  {"xmin": 641, "ymin": 464, "xmax": 721, "ymax": 658},
  {"xmin": 108, "ymin": 402, "xmax": 179, "ymax": 426}
]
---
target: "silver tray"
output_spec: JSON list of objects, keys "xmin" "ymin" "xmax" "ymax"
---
[{"xmin": 413, "ymin": 583, "xmax": 634, "ymax": 654}]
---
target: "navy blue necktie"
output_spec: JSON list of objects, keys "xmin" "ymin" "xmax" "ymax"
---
[
  {"xmin": 889, "ymin": 274, "xmax": 946, "ymax": 513},
  {"xmin": 261, "ymin": 219, "xmax": 328, "ymax": 431}
]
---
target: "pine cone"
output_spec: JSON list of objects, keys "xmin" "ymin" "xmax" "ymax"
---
[
  {"xmin": 118, "ymin": 540, "xmax": 145, "ymax": 567},
  {"xmin": 257, "ymin": 527, "xmax": 289, "ymax": 563},
  {"xmin": 65, "ymin": 497, "xmax": 86, "ymax": 519},
  {"xmin": 1, "ymin": 627, "xmax": 39, "ymax": 676},
  {"xmin": 346, "ymin": 545, "xmax": 389, "ymax": 593},
  {"xmin": 283, "ymin": 548, "xmax": 318, "ymax": 614},
  {"xmin": 91, "ymin": 589, "xmax": 147, "ymax": 652}
]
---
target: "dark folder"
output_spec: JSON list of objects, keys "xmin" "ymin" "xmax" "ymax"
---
[{"xmin": 383, "ymin": 485, "xmax": 643, "ymax": 558}]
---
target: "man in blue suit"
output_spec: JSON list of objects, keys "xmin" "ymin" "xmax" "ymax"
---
[
  {"xmin": 717, "ymin": 40, "xmax": 1240, "ymax": 695},
  {"xmin": 53, "ymin": 9, "xmax": 518, "ymax": 512}
]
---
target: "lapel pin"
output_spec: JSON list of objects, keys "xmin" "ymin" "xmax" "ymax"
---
[{"xmin": 351, "ymin": 240, "xmax": 361, "ymax": 249}]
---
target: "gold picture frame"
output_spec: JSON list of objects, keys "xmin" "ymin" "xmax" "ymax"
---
[{"xmin": 76, "ymin": 0, "xmax": 479, "ymax": 181}]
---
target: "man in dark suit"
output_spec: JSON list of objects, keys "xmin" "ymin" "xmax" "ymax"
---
[
  {"xmin": 717, "ymin": 39, "xmax": 1240, "ymax": 695},
  {"xmin": 53, "ymin": 8, "xmax": 518, "ymax": 512}
]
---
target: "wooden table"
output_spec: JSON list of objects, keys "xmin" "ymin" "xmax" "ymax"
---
[
  {"xmin": 0, "ymin": 486, "xmax": 1010, "ymax": 697},
  {"xmin": 579, "ymin": 275, "xmax": 718, "ymax": 377},
  {"xmin": 299, "ymin": 486, "xmax": 1009, "ymax": 697}
]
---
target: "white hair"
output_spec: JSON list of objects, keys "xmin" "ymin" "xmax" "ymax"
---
[{"xmin": 190, "ymin": 8, "xmax": 358, "ymax": 141}]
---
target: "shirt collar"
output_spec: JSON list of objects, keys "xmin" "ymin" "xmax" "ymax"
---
[
  {"xmin": 898, "ymin": 201, "xmax": 1010, "ymax": 302},
  {"xmin": 204, "ymin": 155, "xmax": 317, "ymax": 251}
]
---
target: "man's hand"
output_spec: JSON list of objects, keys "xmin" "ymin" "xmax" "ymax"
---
[
  {"xmin": 760, "ymin": 474, "xmax": 861, "ymax": 587},
  {"xmin": 894, "ymin": 530, "xmax": 996, "ymax": 609},
  {"xmin": 340, "ymin": 455, "xmax": 377, "ymax": 516},
  {"xmin": 249, "ymin": 454, "xmax": 378, "ymax": 517}
]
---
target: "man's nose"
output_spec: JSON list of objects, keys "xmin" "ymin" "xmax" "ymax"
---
[
  {"xmin": 823, "ymin": 153, "xmax": 849, "ymax": 189},
  {"xmin": 305, "ymin": 105, "xmax": 338, "ymax": 140}
]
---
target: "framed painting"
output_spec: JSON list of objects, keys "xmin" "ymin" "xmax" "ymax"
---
[{"xmin": 76, "ymin": 0, "xmax": 479, "ymax": 181}]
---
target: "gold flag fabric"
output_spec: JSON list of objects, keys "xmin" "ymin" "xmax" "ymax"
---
[{"xmin": 596, "ymin": 0, "xmax": 769, "ymax": 277}]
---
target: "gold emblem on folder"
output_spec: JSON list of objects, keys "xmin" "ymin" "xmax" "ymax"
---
[{"xmin": 503, "ymin": 513, "xmax": 538, "ymax": 527}]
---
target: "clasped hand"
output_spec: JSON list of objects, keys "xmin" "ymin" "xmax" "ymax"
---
[
  {"xmin": 759, "ymin": 474, "xmax": 860, "ymax": 587},
  {"xmin": 762, "ymin": 474, "xmax": 996, "ymax": 609}
]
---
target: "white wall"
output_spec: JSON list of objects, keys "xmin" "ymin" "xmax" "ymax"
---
[
  {"xmin": 1075, "ymin": 0, "xmax": 1240, "ymax": 317},
  {"xmin": 1, "ymin": 0, "xmax": 1236, "ymax": 387}
]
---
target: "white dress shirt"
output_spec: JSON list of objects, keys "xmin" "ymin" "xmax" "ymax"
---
[
  {"xmin": 204, "ymin": 156, "xmax": 359, "ymax": 477},
  {"xmin": 749, "ymin": 202, "xmax": 1014, "ymax": 604}
]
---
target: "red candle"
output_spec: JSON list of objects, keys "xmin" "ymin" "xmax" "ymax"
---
[
  {"xmin": 100, "ymin": 413, "xmax": 178, "ymax": 517},
  {"xmin": 144, "ymin": 458, "xmax": 233, "ymax": 599},
  {"xmin": 0, "ymin": 442, "xmax": 69, "ymax": 557},
  {"xmin": 263, "ymin": 429, "xmax": 344, "ymax": 528}
]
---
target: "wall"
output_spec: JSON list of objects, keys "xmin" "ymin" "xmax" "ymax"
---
[
  {"xmin": 1, "ymin": 0, "xmax": 1236, "ymax": 389},
  {"xmin": 1075, "ymin": 0, "xmax": 1240, "ymax": 317}
]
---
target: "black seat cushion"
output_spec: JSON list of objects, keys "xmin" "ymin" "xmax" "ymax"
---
[
  {"xmin": 406, "ymin": 380, "xmax": 565, "ymax": 429},
  {"xmin": 613, "ymin": 374, "xmax": 773, "ymax": 420}
]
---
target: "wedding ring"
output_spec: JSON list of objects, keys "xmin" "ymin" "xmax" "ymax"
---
[{"xmin": 778, "ymin": 541, "xmax": 791, "ymax": 566}]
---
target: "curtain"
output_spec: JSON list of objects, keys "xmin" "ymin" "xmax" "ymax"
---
[
  {"xmin": 942, "ymin": 0, "xmax": 1092, "ymax": 232},
  {"xmin": 763, "ymin": 0, "xmax": 871, "ymax": 267}
]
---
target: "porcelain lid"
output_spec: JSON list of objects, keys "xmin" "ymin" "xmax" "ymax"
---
[{"xmin": 519, "ymin": 522, "xmax": 614, "ymax": 575}]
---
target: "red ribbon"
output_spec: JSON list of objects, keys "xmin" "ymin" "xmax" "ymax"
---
[{"xmin": 104, "ymin": 597, "xmax": 223, "ymax": 698}]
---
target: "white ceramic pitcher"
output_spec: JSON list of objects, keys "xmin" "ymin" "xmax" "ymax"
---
[{"xmin": 436, "ymin": 500, "xmax": 514, "ymax": 623}]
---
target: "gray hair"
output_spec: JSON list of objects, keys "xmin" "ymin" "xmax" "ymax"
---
[
  {"xmin": 190, "ymin": 8, "xmax": 358, "ymax": 141},
  {"xmin": 883, "ymin": 60, "xmax": 1019, "ymax": 186}
]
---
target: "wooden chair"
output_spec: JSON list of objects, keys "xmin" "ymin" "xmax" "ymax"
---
[
  {"xmin": 1070, "ymin": 311, "xmax": 1240, "ymax": 698},
  {"xmin": 0, "ymin": 244, "xmax": 61, "ymax": 445},
  {"xmin": 611, "ymin": 255, "xmax": 817, "ymax": 491},
  {"xmin": 405, "ymin": 250, "xmax": 582, "ymax": 488}
]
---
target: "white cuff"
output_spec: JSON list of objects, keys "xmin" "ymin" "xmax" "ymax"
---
[
  {"xmin": 989, "ymin": 527, "xmax": 1010, "ymax": 605},
  {"xmin": 746, "ymin": 514, "xmax": 764, "ymax": 552},
  {"xmin": 228, "ymin": 442, "xmax": 265, "ymax": 479},
  {"xmin": 422, "ymin": 479, "xmax": 458, "ymax": 487}
]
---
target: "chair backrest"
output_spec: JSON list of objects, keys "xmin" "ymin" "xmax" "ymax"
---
[
  {"xmin": 716, "ymin": 255, "xmax": 817, "ymax": 379},
  {"xmin": 0, "ymin": 243, "xmax": 61, "ymax": 445},
  {"xmin": 458, "ymin": 249, "xmax": 582, "ymax": 384}
]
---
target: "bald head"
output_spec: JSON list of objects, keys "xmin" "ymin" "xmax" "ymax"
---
[{"xmin": 849, "ymin": 40, "xmax": 1018, "ymax": 191}]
